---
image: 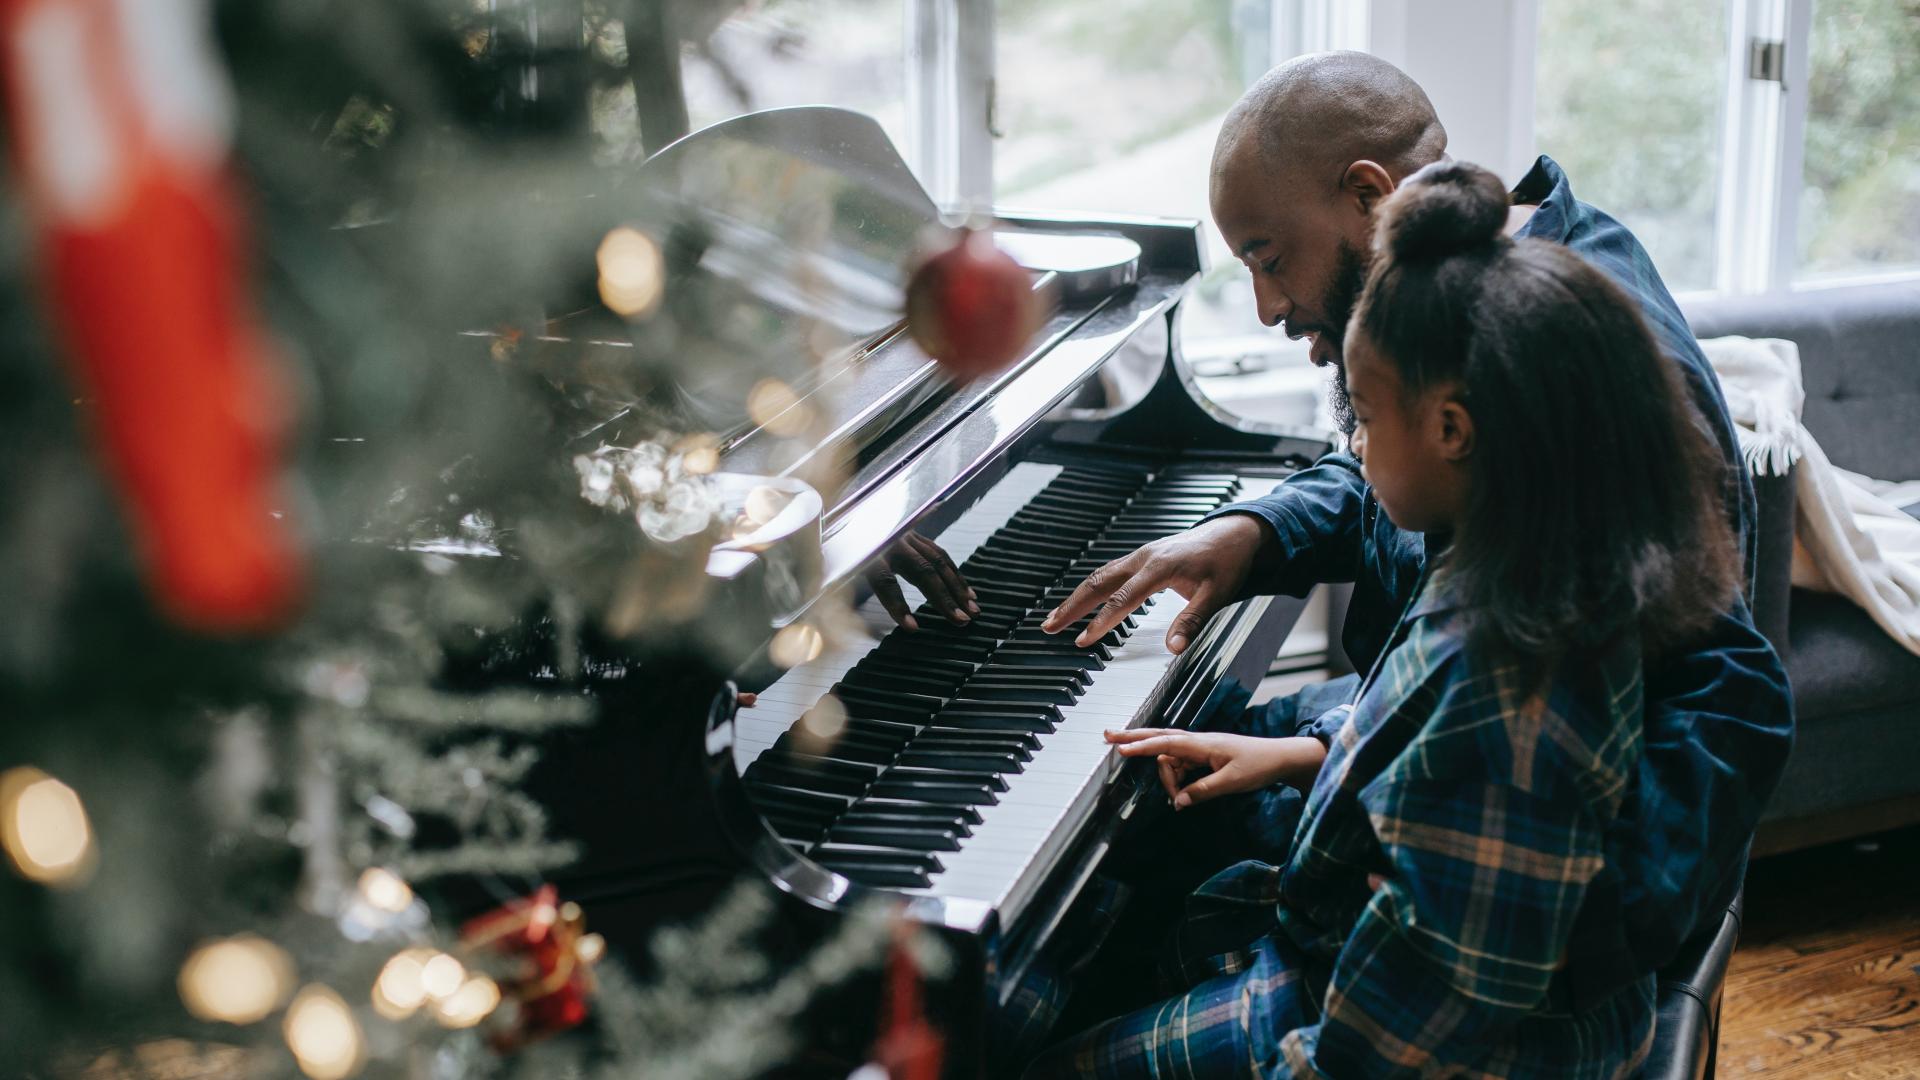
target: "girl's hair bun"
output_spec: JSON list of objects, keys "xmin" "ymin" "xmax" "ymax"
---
[{"xmin": 1375, "ymin": 160, "xmax": 1510, "ymax": 263}]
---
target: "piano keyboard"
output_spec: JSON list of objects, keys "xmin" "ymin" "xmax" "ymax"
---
[{"xmin": 734, "ymin": 459, "xmax": 1282, "ymax": 922}]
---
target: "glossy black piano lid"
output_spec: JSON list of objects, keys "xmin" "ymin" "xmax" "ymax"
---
[{"xmin": 619, "ymin": 107, "xmax": 944, "ymax": 448}]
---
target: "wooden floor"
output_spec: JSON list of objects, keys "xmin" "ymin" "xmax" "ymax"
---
[{"xmin": 1719, "ymin": 825, "xmax": 1920, "ymax": 1076}]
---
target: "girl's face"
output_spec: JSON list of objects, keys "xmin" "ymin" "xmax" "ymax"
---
[{"xmin": 1344, "ymin": 330, "xmax": 1473, "ymax": 533}]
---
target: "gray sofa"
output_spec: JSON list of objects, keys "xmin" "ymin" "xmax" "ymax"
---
[{"xmin": 1683, "ymin": 280, "xmax": 1920, "ymax": 854}]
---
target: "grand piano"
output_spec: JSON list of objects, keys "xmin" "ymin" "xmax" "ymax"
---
[{"xmin": 498, "ymin": 105, "xmax": 1333, "ymax": 1074}]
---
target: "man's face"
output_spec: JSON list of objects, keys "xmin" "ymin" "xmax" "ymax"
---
[{"xmin": 1211, "ymin": 146, "xmax": 1373, "ymax": 434}]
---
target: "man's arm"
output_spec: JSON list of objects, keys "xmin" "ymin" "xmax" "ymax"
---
[
  {"xmin": 1613, "ymin": 596, "xmax": 1793, "ymax": 971},
  {"xmin": 1042, "ymin": 450, "xmax": 1372, "ymax": 654},
  {"xmin": 1201, "ymin": 451, "xmax": 1371, "ymax": 599}
]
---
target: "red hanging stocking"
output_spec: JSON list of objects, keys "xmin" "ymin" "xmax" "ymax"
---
[{"xmin": 1, "ymin": 0, "xmax": 302, "ymax": 632}]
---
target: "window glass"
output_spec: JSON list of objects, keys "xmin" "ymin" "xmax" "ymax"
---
[
  {"xmin": 1534, "ymin": 0, "xmax": 1729, "ymax": 291},
  {"xmin": 1796, "ymin": 0, "xmax": 1920, "ymax": 279},
  {"xmin": 995, "ymin": 0, "xmax": 1330, "ymax": 432},
  {"xmin": 682, "ymin": 0, "xmax": 908, "ymax": 151}
]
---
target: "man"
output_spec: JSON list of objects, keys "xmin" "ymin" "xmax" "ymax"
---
[{"xmin": 1025, "ymin": 50, "xmax": 1792, "ymax": 1064}]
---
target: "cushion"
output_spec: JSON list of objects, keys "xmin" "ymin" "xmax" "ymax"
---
[
  {"xmin": 1683, "ymin": 282, "xmax": 1920, "ymax": 480},
  {"xmin": 1785, "ymin": 588, "xmax": 1920, "ymax": 718}
]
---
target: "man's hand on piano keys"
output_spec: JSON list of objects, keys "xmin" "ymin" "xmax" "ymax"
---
[
  {"xmin": 866, "ymin": 532, "xmax": 980, "ymax": 629},
  {"xmin": 1104, "ymin": 729, "xmax": 1327, "ymax": 809},
  {"xmin": 1040, "ymin": 513, "xmax": 1272, "ymax": 654}
]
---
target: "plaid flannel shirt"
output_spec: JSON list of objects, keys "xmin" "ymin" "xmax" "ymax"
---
[
  {"xmin": 1204, "ymin": 156, "xmax": 1793, "ymax": 984},
  {"xmin": 1024, "ymin": 573, "xmax": 1657, "ymax": 1079},
  {"xmin": 1269, "ymin": 573, "xmax": 1654, "ymax": 1077}
]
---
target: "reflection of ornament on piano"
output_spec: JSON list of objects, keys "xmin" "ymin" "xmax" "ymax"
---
[
  {"xmin": 571, "ymin": 439, "xmax": 722, "ymax": 544},
  {"xmin": 870, "ymin": 918, "xmax": 944, "ymax": 1080},
  {"xmin": 458, "ymin": 883, "xmax": 603, "ymax": 1052},
  {"xmin": 0, "ymin": 0, "xmax": 304, "ymax": 632},
  {"xmin": 905, "ymin": 227, "xmax": 1046, "ymax": 381}
]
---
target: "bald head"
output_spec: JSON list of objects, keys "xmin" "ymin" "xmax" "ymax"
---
[
  {"xmin": 1208, "ymin": 54, "xmax": 1451, "ymax": 436},
  {"xmin": 1212, "ymin": 51, "xmax": 1447, "ymax": 197}
]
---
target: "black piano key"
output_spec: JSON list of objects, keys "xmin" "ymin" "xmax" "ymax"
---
[
  {"xmin": 832, "ymin": 686, "xmax": 945, "ymax": 719},
  {"xmin": 842, "ymin": 669, "xmax": 962, "ymax": 697},
  {"xmin": 975, "ymin": 662, "xmax": 1092, "ymax": 688},
  {"xmin": 946, "ymin": 699, "xmax": 1062, "ymax": 723},
  {"xmin": 856, "ymin": 797, "xmax": 984, "ymax": 825},
  {"xmin": 812, "ymin": 858, "xmax": 932, "ymax": 889},
  {"xmin": 895, "ymin": 746, "xmax": 1024, "ymax": 773},
  {"xmin": 867, "ymin": 779, "xmax": 998, "ymax": 806},
  {"xmin": 953, "ymin": 679, "xmax": 1079, "ymax": 705},
  {"xmin": 827, "ymin": 822, "xmax": 964, "ymax": 852},
  {"xmin": 869, "ymin": 640, "xmax": 996, "ymax": 665},
  {"xmin": 745, "ymin": 782, "xmax": 847, "ymax": 821},
  {"xmin": 1011, "ymin": 626, "xmax": 1123, "ymax": 648},
  {"xmin": 760, "ymin": 807, "xmax": 829, "ymax": 841},
  {"xmin": 748, "ymin": 762, "xmax": 869, "ymax": 798},
  {"xmin": 927, "ymin": 709, "xmax": 1055, "ymax": 734},
  {"xmin": 977, "ymin": 535, "xmax": 1083, "ymax": 556},
  {"xmin": 788, "ymin": 736, "xmax": 893, "ymax": 764},
  {"xmin": 843, "ymin": 716, "xmax": 922, "ymax": 742},
  {"xmin": 838, "ymin": 807, "xmax": 973, "ymax": 836},
  {"xmin": 883, "ymin": 764, "xmax": 1008, "ymax": 792},
  {"xmin": 917, "ymin": 725, "xmax": 1043, "ymax": 751},
  {"xmin": 990, "ymin": 647, "xmax": 1106, "ymax": 670},
  {"xmin": 811, "ymin": 844, "xmax": 943, "ymax": 873}
]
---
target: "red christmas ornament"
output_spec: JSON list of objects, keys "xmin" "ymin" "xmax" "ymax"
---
[
  {"xmin": 1, "ymin": 0, "xmax": 303, "ymax": 632},
  {"xmin": 904, "ymin": 227, "xmax": 1043, "ymax": 382},
  {"xmin": 460, "ymin": 885, "xmax": 601, "ymax": 1051},
  {"xmin": 871, "ymin": 919, "xmax": 942, "ymax": 1080}
]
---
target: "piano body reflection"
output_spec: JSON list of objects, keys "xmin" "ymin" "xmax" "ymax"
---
[{"xmin": 504, "ymin": 107, "xmax": 1333, "ymax": 1073}]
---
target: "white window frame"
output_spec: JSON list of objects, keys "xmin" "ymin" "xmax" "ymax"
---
[{"xmin": 908, "ymin": 0, "xmax": 1372, "ymax": 215}]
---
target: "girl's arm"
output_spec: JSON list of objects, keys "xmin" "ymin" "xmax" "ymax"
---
[
  {"xmin": 1276, "ymin": 656, "xmax": 1638, "ymax": 1077},
  {"xmin": 1104, "ymin": 728, "xmax": 1331, "ymax": 806}
]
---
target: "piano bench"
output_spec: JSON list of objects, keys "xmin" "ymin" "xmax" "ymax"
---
[{"xmin": 1640, "ymin": 890, "xmax": 1743, "ymax": 1080}]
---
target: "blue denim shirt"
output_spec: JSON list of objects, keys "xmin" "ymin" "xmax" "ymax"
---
[{"xmin": 1207, "ymin": 156, "xmax": 1794, "ymax": 986}]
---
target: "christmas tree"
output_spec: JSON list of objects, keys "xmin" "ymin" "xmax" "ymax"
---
[{"xmin": 0, "ymin": 1, "xmax": 951, "ymax": 1075}]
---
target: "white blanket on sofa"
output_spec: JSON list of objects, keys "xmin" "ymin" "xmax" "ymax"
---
[{"xmin": 1701, "ymin": 335, "xmax": 1920, "ymax": 656}]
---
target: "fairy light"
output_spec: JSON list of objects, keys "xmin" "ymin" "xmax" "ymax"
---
[
  {"xmin": 746, "ymin": 378, "xmax": 812, "ymax": 436},
  {"xmin": 370, "ymin": 947, "xmax": 436, "ymax": 1020},
  {"xmin": 576, "ymin": 933, "xmax": 607, "ymax": 965},
  {"xmin": 795, "ymin": 695, "xmax": 849, "ymax": 753},
  {"xmin": 0, "ymin": 766, "xmax": 95, "ymax": 886},
  {"xmin": 596, "ymin": 227, "xmax": 664, "ymax": 318},
  {"xmin": 355, "ymin": 868, "xmax": 412, "ymax": 914},
  {"xmin": 742, "ymin": 485, "xmax": 792, "ymax": 527},
  {"xmin": 677, "ymin": 434, "xmax": 720, "ymax": 476},
  {"xmin": 419, "ymin": 952, "xmax": 465, "ymax": 1002},
  {"xmin": 430, "ymin": 974, "xmax": 501, "ymax": 1029},
  {"xmin": 177, "ymin": 935, "xmax": 294, "ymax": 1025},
  {"xmin": 283, "ymin": 985, "xmax": 364, "ymax": 1080},
  {"xmin": 769, "ymin": 624, "xmax": 825, "ymax": 668}
]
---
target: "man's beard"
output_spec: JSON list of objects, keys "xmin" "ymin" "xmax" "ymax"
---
[{"xmin": 1319, "ymin": 238, "xmax": 1369, "ymax": 437}]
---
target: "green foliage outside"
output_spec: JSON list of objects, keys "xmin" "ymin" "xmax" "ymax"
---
[
  {"xmin": 1535, "ymin": 0, "xmax": 1728, "ymax": 291},
  {"xmin": 1800, "ymin": 0, "xmax": 1920, "ymax": 276},
  {"xmin": 1537, "ymin": 0, "xmax": 1920, "ymax": 288}
]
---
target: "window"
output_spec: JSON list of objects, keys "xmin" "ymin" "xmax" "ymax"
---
[
  {"xmin": 1527, "ymin": 0, "xmax": 1920, "ymax": 292},
  {"xmin": 1534, "ymin": 0, "xmax": 1730, "ymax": 293},
  {"xmin": 990, "ymin": 0, "xmax": 1358, "ymax": 432},
  {"xmin": 1796, "ymin": 0, "xmax": 1920, "ymax": 279},
  {"xmin": 682, "ymin": 1, "xmax": 909, "ymax": 153}
]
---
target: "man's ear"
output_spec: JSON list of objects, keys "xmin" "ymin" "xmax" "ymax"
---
[
  {"xmin": 1341, "ymin": 160, "xmax": 1396, "ymax": 216},
  {"xmin": 1435, "ymin": 398, "xmax": 1474, "ymax": 461}
]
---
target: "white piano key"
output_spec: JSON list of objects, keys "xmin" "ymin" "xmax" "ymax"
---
[
  {"xmin": 737, "ymin": 462, "xmax": 1064, "ymax": 776},
  {"xmin": 915, "ymin": 587, "xmax": 1188, "ymax": 920},
  {"xmin": 736, "ymin": 466, "xmax": 1293, "ymax": 924}
]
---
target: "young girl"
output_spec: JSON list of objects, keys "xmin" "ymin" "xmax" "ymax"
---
[{"xmin": 1024, "ymin": 161, "xmax": 1738, "ymax": 1079}]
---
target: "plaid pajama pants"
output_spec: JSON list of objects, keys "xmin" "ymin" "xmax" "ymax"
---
[{"xmin": 1021, "ymin": 859, "xmax": 1321, "ymax": 1079}]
